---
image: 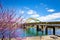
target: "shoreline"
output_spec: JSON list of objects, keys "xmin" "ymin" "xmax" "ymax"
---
[{"xmin": 0, "ymin": 35, "xmax": 60, "ymax": 40}]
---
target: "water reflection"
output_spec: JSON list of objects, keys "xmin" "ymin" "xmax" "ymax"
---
[{"xmin": 0, "ymin": 27, "xmax": 60, "ymax": 38}]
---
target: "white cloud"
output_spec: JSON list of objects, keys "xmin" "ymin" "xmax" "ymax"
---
[
  {"xmin": 47, "ymin": 9, "xmax": 55, "ymax": 12},
  {"xmin": 27, "ymin": 10, "xmax": 40, "ymax": 18},
  {"xmin": 27, "ymin": 10, "xmax": 36, "ymax": 14},
  {"xmin": 19, "ymin": 10, "xmax": 24, "ymax": 14},
  {"xmin": 49, "ymin": 20, "xmax": 60, "ymax": 22},
  {"xmin": 38, "ymin": 12, "xmax": 60, "ymax": 22},
  {"xmin": 31, "ymin": 14, "xmax": 39, "ymax": 18}
]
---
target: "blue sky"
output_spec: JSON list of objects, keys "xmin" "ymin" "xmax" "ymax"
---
[{"xmin": 0, "ymin": 0, "xmax": 60, "ymax": 22}]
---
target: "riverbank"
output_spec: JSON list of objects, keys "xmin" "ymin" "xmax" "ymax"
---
[
  {"xmin": 27, "ymin": 35, "xmax": 60, "ymax": 40},
  {"xmin": 1, "ymin": 35, "xmax": 60, "ymax": 40}
]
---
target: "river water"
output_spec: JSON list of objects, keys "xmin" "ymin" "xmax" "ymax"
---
[{"xmin": 0, "ymin": 28, "xmax": 60, "ymax": 38}]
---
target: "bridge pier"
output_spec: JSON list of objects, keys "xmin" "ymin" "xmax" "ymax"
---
[
  {"xmin": 36, "ymin": 25, "xmax": 46, "ymax": 35},
  {"xmin": 41, "ymin": 25, "xmax": 44, "ymax": 35},
  {"xmin": 53, "ymin": 27, "xmax": 55, "ymax": 35},
  {"xmin": 45, "ymin": 27, "xmax": 48, "ymax": 35},
  {"xmin": 41, "ymin": 25, "xmax": 47, "ymax": 35},
  {"xmin": 36, "ymin": 25, "xmax": 43, "ymax": 35},
  {"xmin": 23, "ymin": 24, "xmax": 56, "ymax": 36},
  {"xmin": 45, "ymin": 26, "xmax": 55, "ymax": 35},
  {"xmin": 36, "ymin": 25, "xmax": 47, "ymax": 35}
]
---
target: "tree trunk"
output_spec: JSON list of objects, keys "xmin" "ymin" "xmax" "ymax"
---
[{"xmin": 1, "ymin": 35, "xmax": 4, "ymax": 40}]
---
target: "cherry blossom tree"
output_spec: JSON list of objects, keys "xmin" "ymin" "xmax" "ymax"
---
[{"xmin": 0, "ymin": 3, "xmax": 25, "ymax": 40}]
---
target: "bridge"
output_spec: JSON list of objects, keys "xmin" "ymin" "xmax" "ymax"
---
[{"xmin": 23, "ymin": 22, "xmax": 60, "ymax": 35}]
